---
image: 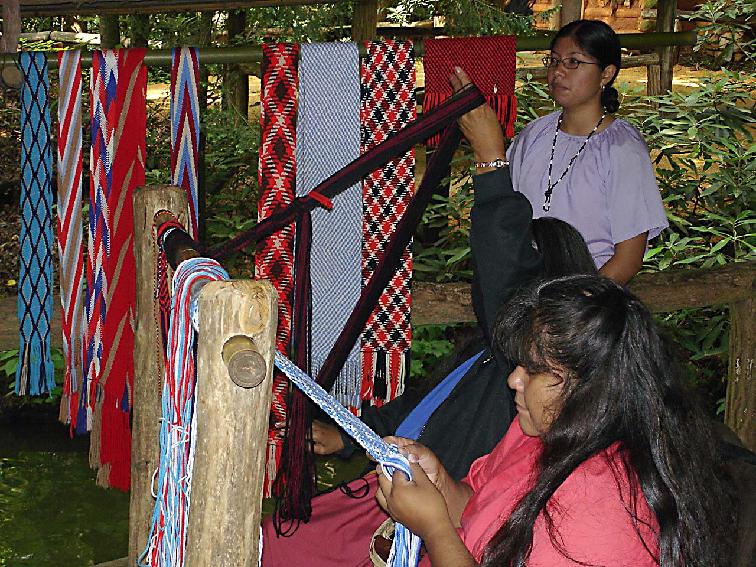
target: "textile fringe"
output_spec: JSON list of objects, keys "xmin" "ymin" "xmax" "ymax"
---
[
  {"xmin": 361, "ymin": 349, "xmax": 408, "ymax": 408},
  {"xmin": 423, "ymin": 92, "xmax": 517, "ymax": 146},
  {"xmin": 139, "ymin": 258, "xmax": 229, "ymax": 567}
]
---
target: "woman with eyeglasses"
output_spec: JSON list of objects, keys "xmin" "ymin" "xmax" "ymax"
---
[{"xmin": 457, "ymin": 19, "xmax": 667, "ymax": 285}]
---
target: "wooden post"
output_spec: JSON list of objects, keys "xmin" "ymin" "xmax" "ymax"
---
[
  {"xmin": 559, "ymin": 0, "xmax": 583, "ymax": 26},
  {"xmin": 100, "ymin": 14, "xmax": 121, "ymax": 49},
  {"xmin": 647, "ymin": 0, "xmax": 676, "ymax": 96},
  {"xmin": 184, "ymin": 279, "xmax": 277, "ymax": 567},
  {"xmin": 1, "ymin": 0, "xmax": 20, "ymax": 51},
  {"xmin": 0, "ymin": 0, "xmax": 21, "ymax": 88},
  {"xmin": 351, "ymin": 0, "xmax": 378, "ymax": 43},
  {"xmin": 726, "ymin": 293, "xmax": 755, "ymax": 451},
  {"xmin": 129, "ymin": 185, "xmax": 189, "ymax": 565}
]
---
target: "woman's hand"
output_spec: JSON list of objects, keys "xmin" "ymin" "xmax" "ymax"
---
[
  {"xmin": 449, "ymin": 67, "xmax": 507, "ymax": 166},
  {"xmin": 311, "ymin": 420, "xmax": 345, "ymax": 455},
  {"xmin": 382, "ymin": 436, "xmax": 445, "ymax": 486},
  {"xmin": 376, "ymin": 461, "xmax": 452, "ymax": 539}
]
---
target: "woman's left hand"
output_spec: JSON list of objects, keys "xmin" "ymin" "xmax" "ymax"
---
[{"xmin": 375, "ymin": 461, "xmax": 452, "ymax": 540}]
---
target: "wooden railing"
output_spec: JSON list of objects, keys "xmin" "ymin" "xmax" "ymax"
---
[{"xmin": 412, "ymin": 261, "xmax": 756, "ymax": 451}]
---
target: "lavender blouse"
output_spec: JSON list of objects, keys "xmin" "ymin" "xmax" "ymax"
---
[{"xmin": 507, "ymin": 111, "xmax": 668, "ymax": 269}]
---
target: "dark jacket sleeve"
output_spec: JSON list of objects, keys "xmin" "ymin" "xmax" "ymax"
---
[
  {"xmin": 470, "ymin": 167, "xmax": 543, "ymax": 344},
  {"xmin": 336, "ymin": 389, "xmax": 420, "ymax": 458}
]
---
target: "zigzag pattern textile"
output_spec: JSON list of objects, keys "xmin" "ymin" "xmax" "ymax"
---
[
  {"xmin": 170, "ymin": 47, "xmax": 200, "ymax": 238},
  {"xmin": 85, "ymin": 48, "xmax": 147, "ymax": 490},
  {"xmin": 359, "ymin": 40, "xmax": 416, "ymax": 410},
  {"xmin": 16, "ymin": 51, "xmax": 55, "ymax": 396},
  {"xmin": 138, "ymin": 258, "xmax": 230, "ymax": 567},
  {"xmin": 57, "ymin": 50, "xmax": 86, "ymax": 428},
  {"xmin": 296, "ymin": 42, "xmax": 363, "ymax": 407},
  {"xmin": 274, "ymin": 352, "xmax": 421, "ymax": 567},
  {"xmin": 423, "ymin": 35, "xmax": 517, "ymax": 145},
  {"xmin": 256, "ymin": 42, "xmax": 299, "ymax": 497}
]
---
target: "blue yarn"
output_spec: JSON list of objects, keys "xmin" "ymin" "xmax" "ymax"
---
[
  {"xmin": 274, "ymin": 352, "xmax": 421, "ymax": 567},
  {"xmin": 16, "ymin": 52, "xmax": 55, "ymax": 396}
]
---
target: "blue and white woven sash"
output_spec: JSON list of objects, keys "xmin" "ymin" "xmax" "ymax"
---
[
  {"xmin": 16, "ymin": 51, "xmax": 55, "ymax": 396},
  {"xmin": 274, "ymin": 352, "xmax": 421, "ymax": 567},
  {"xmin": 295, "ymin": 43, "xmax": 363, "ymax": 408}
]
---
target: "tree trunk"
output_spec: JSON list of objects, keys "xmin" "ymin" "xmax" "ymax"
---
[
  {"xmin": 128, "ymin": 14, "xmax": 151, "ymax": 48},
  {"xmin": 560, "ymin": 0, "xmax": 583, "ymax": 26},
  {"xmin": 223, "ymin": 9, "xmax": 249, "ymax": 120},
  {"xmin": 99, "ymin": 14, "xmax": 121, "ymax": 49},
  {"xmin": 351, "ymin": 0, "xmax": 378, "ymax": 43}
]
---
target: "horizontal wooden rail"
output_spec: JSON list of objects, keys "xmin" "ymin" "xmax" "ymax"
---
[
  {"xmin": 413, "ymin": 261, "xmax": 755, "ymax": 451},
  {"xmin": 0, "ymin": 31, "xmax": 694, "ymax": 70},
  {"xmin": 0, "ymin": 0, "xmax": 332, "ymax": 17}
]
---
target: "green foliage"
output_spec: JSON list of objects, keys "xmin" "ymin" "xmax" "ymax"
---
[
  {"xmin": 384, "ymin": 0, "xmax": 543, "ymax": 37},
  {"xmin": 409, "ymin": 324, "xmax": 460, "ymax": 384},
  {"xmin": 1, "ymin": 348, "xmax": 65, "ymax": 403},
  {"xmin": 683, "ymin": 0, "xmax": 756, "ymax": 66}
]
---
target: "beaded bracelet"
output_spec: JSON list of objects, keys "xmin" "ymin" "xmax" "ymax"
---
[{"xmin": 474, "ymin": 158, "xmax": 509, "ymax": 169}]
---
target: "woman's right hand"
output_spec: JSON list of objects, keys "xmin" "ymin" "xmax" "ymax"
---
[
  {"xmin": 311, "ymin": 420, "xmax": 345, "ymax": 455},
  {"xmin": 449, "ymin": 67, "xmax": 507, "ymax": 165}
]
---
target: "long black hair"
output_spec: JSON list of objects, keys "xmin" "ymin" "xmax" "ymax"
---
[
  {"xmin": 552, "ymin": 19, "xmax": 622, "ymax": 112},
  {"xmin": 531, "ymin": 217, "xmax": 597, "ymax": 277},
  {"xmin": 485, "ymin": 275, "xmax": 737, "ymax": 566}
]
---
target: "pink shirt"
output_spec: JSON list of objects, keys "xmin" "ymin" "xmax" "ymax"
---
[{"xmin": 423, "ymin": 420, "xmax": 660, "ymax": 566}]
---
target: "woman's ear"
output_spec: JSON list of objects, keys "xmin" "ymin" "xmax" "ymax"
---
[{"xmin": 601, "ymin": 64, "xmax": 618, "ymax": 86}]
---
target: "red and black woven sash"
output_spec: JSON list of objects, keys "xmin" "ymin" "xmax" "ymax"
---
[
  {"xmin": 256, "ymin": 43, "xmax": 299, "ymax": 497},
  {"xmin": 423, "ymin": 35, "xmax": 517, "ymax": 145},
  {"xmin": 359, "ymin": 40, "xmax": 416, "ymax": 407}
]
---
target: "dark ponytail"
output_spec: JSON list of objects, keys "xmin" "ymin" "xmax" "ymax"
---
[{"xmin": 551, "ymin": 19, "xmax": 622, "ymax": 112}]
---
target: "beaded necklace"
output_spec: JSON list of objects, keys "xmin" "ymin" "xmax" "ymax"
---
[{"xmin": 544, "ymin": 111, "xmax": 606, "ymax": 212}]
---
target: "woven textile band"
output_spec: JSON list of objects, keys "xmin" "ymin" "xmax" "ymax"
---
[
  {"xmin": 359, "ymin": 40, "xmax": 416, "ymax": 409},
  {"xmin": 257, "ymin": 42, "xmax": 299, "ymax": 497},
  {"xmin": 170, "ymin": 47, "xmax": 200, "ymax": 238},
  {"xmin": 423, "ymin": 35, "xmax": 517, "ymax": 144},
  {"xmin": 275, "ymin": 352, "xmax": 421, "ymax": 567},
  {"xmin": 204, "ymin": 81, "xmax": 486, "ymax": 262},
  {"xmin": 86, "ymin": 48, "xmax": 147, "ymax": 490},
  {"xmin": 139, "ymin": 258, "xmax": 230, "ymax": 567},
  {"xmin": 57, "ymin": 50, "xmax": 86, "ymax": 427},
  {"xmin": 296, "ymin": 42, "xmax": 362, "ymax": 405},
  {"xmin": 16, "ymin": 51, "xmax": 55, "ymax": 396}
]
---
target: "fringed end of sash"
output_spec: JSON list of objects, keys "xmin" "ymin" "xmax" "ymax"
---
[
  {"xmin": 264, "ymin": 441, "xmax": 282, "ymax": 499},
  {"xmin": 324, "ymin": 358, "xmax": 363, "ymax": 414},
  {"xmin": 14, "ymin": 341, "xmax": 55, "ymax": 396},
  {"xmin": 361, "ymin": 349, "xmax": 410, "ymax": 410},
  {"xmin": 423, "ymin": 93, "xmax": 517, "ymax": 147},
  {"xmin": 98, "ymin": 392, "xmax": 132, "ymax": 491}
]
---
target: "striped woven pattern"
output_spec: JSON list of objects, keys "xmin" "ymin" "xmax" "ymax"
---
[
  {"xmin": 16, "ymin": 51, "xmax": 55, "ymax": 396},
  {"xmin": 170, "ymin": 47, "xmax": 200, "ymax": 238},
  {"xmin": 139, "ymin": 258, "xmax": 230, "ymax": 567},
  {"xmin": 296, "ymin": 42, "xmax": 362, "ymax": 408},
  {"xmin": 57, "ymin": 50, "xmax": 86, "ymax": 427},
  {"xmin": 423, "ymin": 35, "xmax": 517, "ymax": 143},
  {"xmin": 256, "ymin": 42, "xmax": 299, "ymax": 497},
  {"xmin": 86, "ymin": 48, "xmax": 147, "ymax": 490},
  {"xmin": 81, "ymin": 49, "xmax": 118, "ymax": 434},
  {"xmin": 359, "ymin": 40, "xmax": 416, "ymax": 409}
]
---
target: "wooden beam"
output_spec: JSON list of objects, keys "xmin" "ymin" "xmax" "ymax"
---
[
  {"xmin": 647, "ymin": 0, "xmax": 676, "ymax": 96},
  {"xmin": 1, "ymin": 0, "xmax": 20, "ymax": 51},
  {"xmin": 559, "ymin": 0, "xmax": 583, "ymax": 27},
  {"xmin": 184, "ymin": 280, "xmax": 276, "ymax": 567},
  {"xmin": 129, "ymin": 185, "xmax": 189, "ymax": 565},
  {"xmin": 412, "ymin": 261, "xmax": 756, "ymax": 325},
  {"xmin": 351, "ymin": 0, "xmax": 378, "ymax": 43},
  {"xmin": 726, "ymin": 292, "xmax": 754, "ymax": 450},
  {"xmin": 0, "ymin": 0, "xmax": 333, "ymax": 17}
]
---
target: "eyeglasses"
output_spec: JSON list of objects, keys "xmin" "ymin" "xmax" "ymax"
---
[{"xmin": 542, "ymin": 56, "xmax": 600, "ymax": 70}]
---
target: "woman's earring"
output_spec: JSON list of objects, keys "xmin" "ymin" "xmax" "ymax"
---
[{"xmin": 601, "ymin": 84, "xmax": 605, "ymax": 92}]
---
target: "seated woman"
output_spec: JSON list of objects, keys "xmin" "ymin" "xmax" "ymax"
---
[
  {"xmin": 377, "ymin": 275, "xmax": 737, "ymax": 567},
  {"xmin": 261, "ymin": 104, "xmax": 596, "ymax": 567}
]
